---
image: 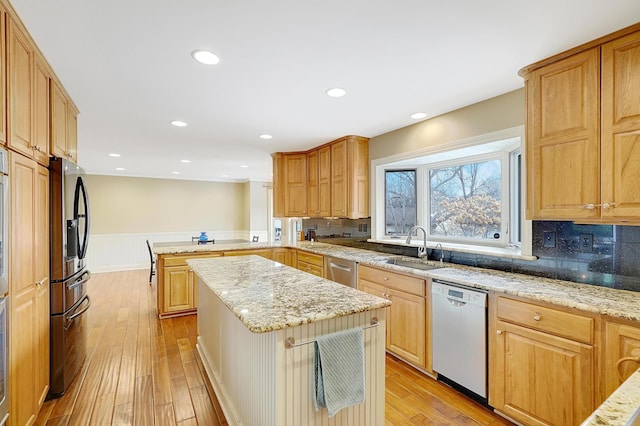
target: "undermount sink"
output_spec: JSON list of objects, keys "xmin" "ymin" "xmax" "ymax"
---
[{"xmin": 385, "ymin": 258, "xmax": 444, "ymax": 271}]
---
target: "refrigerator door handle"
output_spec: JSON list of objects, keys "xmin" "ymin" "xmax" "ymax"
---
[
  {"xmin": 73, "ymin": 176, "xmax": 90, "ymax": 261},
  {"xmin": 64, "ymin": 295, "xmax": 91, "ymax": 331}
]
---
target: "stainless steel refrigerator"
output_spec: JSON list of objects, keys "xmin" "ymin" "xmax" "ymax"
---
[{"xmin": 49, "ymin": 157, "xmax": 91, "ymax": 397}]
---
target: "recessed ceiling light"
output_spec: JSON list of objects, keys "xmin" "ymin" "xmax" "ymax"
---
[
  {"xmin": 326, "ymin": 87, "xmax": 346, "ymax": 98},
  {"xmin": 109, "ymin": 153, "xmax": 121, "ymax": 157},
  {"xmin": 410, "ymin": 112, "xmax": 427, "ymax": 120},
  {"xmin": 221, "ymin": 174, "xmax": 229, "ymax": 178},
  {"xmin": 180, "ymin": 159, "xmax": 191, "ymax": 163},
  {"xmin": 116, "ymin": 167, "xmax": 125, "ymax": 171},
  {"xmin": 170, "ymin": 120, "xmax": 187, "ymax": 127},
  {"xmin": 191, "ymin": 50, "xmax": 220, "ymax": 65},
  {"xmin": 172, "ymin": 171, "xmax": 180, "ymax": 175},
  {"xmin": 240, "ymin": 165, "xmax": 249, "ymax": 168},
  {"xmin": 259, "ymin": 134, "xmax": 273, "ymax": 140}
]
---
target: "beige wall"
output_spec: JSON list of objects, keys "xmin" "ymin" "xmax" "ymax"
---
[
  {"xmin": 369, "ymin": 88, "xmax": 524, "ymax": 160},
  {"xmin": 85, "ymin": 175, "xmax": 248, "ymax": 234}
]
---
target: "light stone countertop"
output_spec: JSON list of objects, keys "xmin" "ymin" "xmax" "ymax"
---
[
  {"xmin": 186, "ymin": 255, "xmax": 391, "ymax": 333},
  {"xmin": 582, "ymin": 369, "xmax": 640, "ymax": 425},
  {"xmin": 155, "ymin": 240, "xmax": 640, "ymax": 322}
]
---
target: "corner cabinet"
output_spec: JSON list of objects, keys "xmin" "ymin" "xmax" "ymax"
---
[
  {"xmin": 357, "ymin": 265, "xmax": 429, "ymax": 372},
  {"xmin": 523, "ymin": 25, "xmax": 640, "ymax": 223},
  {"xmin": 10, "ymin": 152, "xmax": 50, "ymax": 426},
  {"xmin": 489, "ymin": 295, "xmax": 596, "ymax": 426},
  {"xmin": 50, "ymin": 80, "xmax": 79, "ymax": 163}
]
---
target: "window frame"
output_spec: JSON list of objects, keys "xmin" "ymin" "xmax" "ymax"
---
[{"xmin": 384, "ymin": 168, "xmax": 418, "ymax": 236}]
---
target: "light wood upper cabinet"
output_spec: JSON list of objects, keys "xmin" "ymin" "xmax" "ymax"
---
[
  {"xmin": 7, "ymin": 17, "xmax": 33, "ymax": 158},
  {"xmin": 601, "ymin": 30, "xmax": 640, "ymax": 219},
  {"xmin": 284, "ymin": 153, "xmax": 308, "ymax": 217},
  {"xmin": 602, "ymin": 319, "xmax": 640, "ymax": 400},
  {"xmin": 489, "ymin": 295, "xmax": 596, "ymax": 426},
  {"xmin": 0, "ymin": 4, "xmax": 7, "ymax": 145},
  {"xmin": 523, "ymin": 26, "xmax": 640, "ymax": 223},
  {"xmin": 307, "ymin": 145, "xmax": 331, "ymax": 217},
  {"xmin": 331, "ymin": 136, "xmax": 369, "ymax": 219},
  {"xmin": 33, "ymin": 53, "xmax": 50, "ymax": 165},
  {"xmin": 525, "ymin": 48, "xmax": 600, "ymax": 220},
  {"xmin": 272, "ymin": 135, "xmax": 369, "ymax": 218},
  {"xmin": 9, "ymin": 152, "xmax": 50, "ymax": 426},
  {"xmin": 50, "ymin": 80, "xmax": 79, "ymax": 163}
]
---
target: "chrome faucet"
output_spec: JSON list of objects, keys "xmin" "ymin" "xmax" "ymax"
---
[
  {"xmin": 406, "ymin": 225, "xmax": 428, "ymax": 258},
  {"xmin": 435, "ymin": 243, "xmax": 444, "ymax": 264}
]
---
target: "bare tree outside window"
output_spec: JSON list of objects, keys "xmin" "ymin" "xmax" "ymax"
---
[
  {"xmin": 429, "ymin": 160, "xmax": 502, "ymax": 240},
  {"xmin": 385, "ymin": 170, "xmax": 417, "ymax": 235}
]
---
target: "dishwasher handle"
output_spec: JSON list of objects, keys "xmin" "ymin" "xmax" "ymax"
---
[{"xmin": 329, "ymin": 262, "xmax": 352, "ymax": 272}]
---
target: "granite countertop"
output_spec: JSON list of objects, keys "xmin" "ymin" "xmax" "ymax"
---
[
  {"xmin": 582, "ymin": 369, "xmax": 640, "ymax": 425},
  {"xmin": 154, "ymin": 239, "xmax": 640, "ymax": 322},
  {"xmin": 186, "ymin": 255, "xmax": 391, "ymax": 333}
]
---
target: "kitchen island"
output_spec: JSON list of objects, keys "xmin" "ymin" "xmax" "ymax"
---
[{"xmin": 187, "ymin": 255, "xmax": 390, "ymax": 426}]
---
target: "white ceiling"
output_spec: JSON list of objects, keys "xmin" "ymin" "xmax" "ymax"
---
[{"xmin": 10, "ymin": 0, "xmax": 640, "ymax": 182}]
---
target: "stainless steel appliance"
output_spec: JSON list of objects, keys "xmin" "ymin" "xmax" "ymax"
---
[
  {"xmin": 0, "ymin": 148, "xmax": 8, "ymax": 424},
  {"xmin": 431, "ymin": 280, "xmax": 487, "ymax": 400},
  {"xmin": 49, "ymin": 157, "xmax": 91, "ymax": 397},
  {"xmin": 326, "ymin": 256, "xmax": 357, "ymax": 288}
]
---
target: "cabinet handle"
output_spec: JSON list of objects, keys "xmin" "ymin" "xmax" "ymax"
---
[
  {"xmin": 35, "ymin": 278, "xmax": 47, "ymax": 287},
  {"xmin": 383, "ymin": 277, "xmax": 389, "ymax": 281},
  {"xmin": 533, "ymin": 314, "xmax": 541, "ymax": 321},
  {"xmin": 496, "ymin": 330, "xmax": 503, "ymax": 335},
  {"xmin": 580, "ymin": 203, "xmax": 596, "ymax": 210},
  {"xmin": 603, "ymin": 202, "xmax": 617, "ymax": 209},
  {"xmin": 616, "ymin": 356, "xmax": 640, "ymax": 381}
]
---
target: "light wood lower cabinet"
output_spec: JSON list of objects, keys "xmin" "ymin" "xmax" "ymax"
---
[
  {"xmin": 357, "ymin": 265, "xmax": 428, "ymax": 372},
  {"xmin": 602, "ymin": 319, "xmax": 640, "ymax": 399},
  {"xmin": 490, "ymin": 295, "xmax": 596, "ymax": 426},
  {"xmin": 296, "ymin": 250, "xmax": 324, "ymax": 277},
  {"xmin": 9, "ymin": 152, "xmax": 49, "ymax": 426},
  {"xmin": 272, "ymin": 247, "xmax": 293, "ymax": 267}
]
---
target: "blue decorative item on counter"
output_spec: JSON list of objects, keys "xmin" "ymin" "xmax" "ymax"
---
[{"xmin": 199, "ymin": 232, "xmax": 208, "ymax": 242}]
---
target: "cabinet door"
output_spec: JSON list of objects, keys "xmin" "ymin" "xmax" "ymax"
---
[
  {"xmin": 50, "ymin": 81, "xmax": 68, "ymax": 158},
  {"xmin": 357, "ymin": 279, "xmax": 389, "ymax": 347},
  {"xmin": 601, "ymin": 30, "xmax": 640, "ymax": 219},
  {"xmin": 317, "ymin": 145, "xmax": 331, "ymax": 217},
  {"xmin": 491, "ymin": 320, "xmax": 595, "ymax": 426},
  {"xmin": 284, "ymin": 153, "xmax": 307, "ymax": 216},
  {"xmin": 307, "ymin": 149, "xmax": 319, "ymax": 217},
  {"xmin": 602, "ymin": 320, "xmax": 640, "ymax": 398},
  {"xmin": 33, "ymin": 54, "xmax": 50, "ymax": 165},
  {"xmin": 331, "ymin": 139, "xmax": 347, "ymax": 217},
  {"xmin": 0, "ymin": 4, "xmax": 7, "ymax": 144},
  {"xmin": 67, "ymin": 104, "xmax": 78, "ymax": 163},
  {"xmin": 272, "ymin": 248, "xmax": 290, "ymax": 265},
  {"xmin": 7, "ymin": 18, "xmax": 34, "ymax": 157},
  {"xmin": 526, "ymin": 48, "xmax": 600, "ymax": 220},
  {"xmin": 9, "ymin": 152, "xmax": 38, "ymax": 426},
  {"xmin": 387, "ymin": 287, "xmax": 425, "ymax": 368},
  {"xmin": 35, "ymin": 164, "xmax": 50, "ymax": 406},
  {"xmin": 163, "ymin": 266, "xmax": 194, "ymax": 314},
  {"xmin": 272, "ymin": 153, "xmax": 285, "ymax": 217}
]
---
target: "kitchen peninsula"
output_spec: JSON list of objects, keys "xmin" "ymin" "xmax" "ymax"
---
[{"xmin": 188, "ymin": 255, "xmax": 390, "ymax": 426}]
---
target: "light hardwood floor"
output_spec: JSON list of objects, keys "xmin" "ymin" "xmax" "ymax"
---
[{"xmin": 34, "ymin": 269, "xmax": 513, "ymax": 426}]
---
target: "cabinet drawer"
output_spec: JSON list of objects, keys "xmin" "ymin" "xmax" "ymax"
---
[
  {"xmin": 496, "ymin": 296, "xmax": 594, "ymax": 344},
  {"xmin": 297, "ymin": 250, "xmax": 323, "ymax": 267},
  {"xmin": 358, "ymin": 265, "xmax": 425, "ymax": 296},
  {"xmin": 163, "ymin": 252, "xmax": 223, "ymax": 267},
  {"xmin": 298, "ymin": 261, "xmax": 323, "ymax": 277}
]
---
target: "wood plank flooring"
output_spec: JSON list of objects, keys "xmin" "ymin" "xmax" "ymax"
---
[{"xmin": 35, "ymin": 269, "xmax": 513, "ymax": 426}]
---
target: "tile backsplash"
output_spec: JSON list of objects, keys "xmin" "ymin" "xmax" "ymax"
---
[{"xmin": 304, "ymin": 218, "xmax": 640, "ymax": 293}]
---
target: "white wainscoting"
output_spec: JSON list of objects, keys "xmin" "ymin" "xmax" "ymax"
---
[{"xmin": 85, "ymin": 230, "xmax": 269, "ymax": 272}]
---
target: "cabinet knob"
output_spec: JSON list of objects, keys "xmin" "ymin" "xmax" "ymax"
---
[
  {"xmin": 496, "ymin": 330, "xmax": 503, "ymax": 335},
  {"xmin": 603, "ymin": 202, "xmax": 617, "ymax": 209},
  {"xmin": 534, "ymin": 314, "xmax": 541, "ymax": 321},
  {"xmin": 383, "ymin": 277, "xmax": 389, "ymax": 281},
  {"xmin": 35, "ymin": 278, "xmax": 46, "ymax": 287},
  {"xmin": 580, "ymin": 203, "xmax": 596, "ymax": 210}
]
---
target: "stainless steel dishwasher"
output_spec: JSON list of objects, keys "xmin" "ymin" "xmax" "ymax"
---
[
  {"xmin": 326, "ymin": 256, "xmax": 357, "ymax": 288},
  {"xmin": 431, "ymin": 280, "xmax": 488, "ymax": 399}
]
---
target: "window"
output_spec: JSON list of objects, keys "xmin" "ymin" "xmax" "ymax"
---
[
  {"xmin": 385, "ymin": 170, "xmax": 417, "ymax": 235},
  {"xmin": 428, "ymin": 158, "xmax": 503, "ymax": 242},
  {"xmin": 380, "ymin": 133, "xmax": 523, "ymax": 250}
]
